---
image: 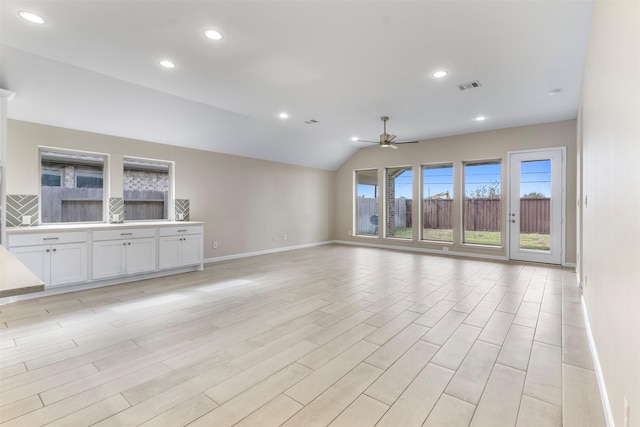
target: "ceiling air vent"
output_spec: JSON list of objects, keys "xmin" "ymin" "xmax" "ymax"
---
[{"xmin": 457, "ymin": 80, "xmax": 482, "ymax": 91}]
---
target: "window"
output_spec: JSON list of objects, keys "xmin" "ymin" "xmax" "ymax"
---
[
  {"xmin": 386, "ymin": 166, "xmax": 412, "ymax": 239},
  {"xmin": 355, "ymin": 169, "xmax": 378, "ymax": 236},
  {"xmin": 76, "ymin": 170, "xmax": 104, "ymax": 188},
  {"xmin": 422, "ymin": 164, "xmax": 453, "ymax": 242},
  {"xmin": 40, "ymin": 149, "xmax": 106, "ymax": 223},
  {"xmin": 123, "ymin": 157, "xmax": 172, "ymax": 221},
  {"xmin": 464, "ymin": 160, "xmax": 502, "ymax": 245},
  {"xmin": 41, "ymin": 167, "xmax": 62, "ymax": 187}
]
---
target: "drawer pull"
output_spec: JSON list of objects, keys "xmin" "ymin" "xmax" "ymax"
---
[
  {"xmin": 43, "ymin": 237, "xmax": 59, "ymax": 241},
  {"xmin": 120, "ymin": 233, "xmax": 133, "ymax": 236},
  {"xmin": 178, "ymin": 229, "xmax": 188, "ymax": 232}
]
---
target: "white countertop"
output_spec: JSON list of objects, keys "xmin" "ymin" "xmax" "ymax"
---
[
  {"xmin": 6, "ymin": 221, "xmax": 204, "ymax": 234},
  {"xmin": 0, "ymin": 245, "xmax": 44, "ymax": 297}
]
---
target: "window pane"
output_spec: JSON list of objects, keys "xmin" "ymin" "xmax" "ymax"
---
[
  {"xmin": 520, "ymin": 159, "xmax": 551, "ymax": 250},
  {"xmin": 76, "ymin": 170, "xmax": 104, "ymax": 188},
  {"xmin": 422, "ymin": 164, "xmax": 453, "ymax": 242},
  {"xmin": 123, "ymin": 158, "xmax": 171, "ymax": 221},
  {"xmin": 355, "ymin": 169, "xmax": 378, "ymax": 236},
  {"xmin": 386, "ymin": 167, "xmax": 412, "ymax": 239},
  {"xmin": 464, "ymin": 161, "xmax": 501, "ymax": 245},
  {"xmin": 40, "ymin": 151, "xmax": 104, "ymax": 223},
  {"xmin": 41, "ymin": 168, "xmax": 62, "ymax": 187}
]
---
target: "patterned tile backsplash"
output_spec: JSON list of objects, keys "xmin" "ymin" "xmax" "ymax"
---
[
  {"xmin": 109, "ymin": 197, "xmax": 124, "ymax": 223},
  {"xmin": 174, "ymin": 199, "xmax": 190, "ymax": 221},
  {"xmin": 6, "ymin": 195, "xmax": 39, "ymax": 227}
]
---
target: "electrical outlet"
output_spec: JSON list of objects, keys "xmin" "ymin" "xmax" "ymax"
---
[
  {"xmin": 273, "ymin": 235, "xmax": 277, "ymax": 241},
  {"xmin": 213, "ymin": 241, "xmax": 218, "ymax": 249},
  {"xmin": 443, "ymin": 247, "xmax": 449, "ymax": 252},
  {"xmin": 624, "ymin": 396, "xmax": 630, "ymax": 427},
  {"xmin": 348, "ymin": 230, "xmax": 352, "ymax": 236},
  {"xmin": 22, "ymin": 215, "xmax": 31, "ymax": 225},
  {"xmin": 283, "ymin": 234, "xmax": 287, "ymax": 241},
  {"xmin": 177, "ymin": 213, "xmax": 184, "ymax": 220},
  {"xmin": 112, "ymin": 213, "xmax": 120, "ymax": 222}
]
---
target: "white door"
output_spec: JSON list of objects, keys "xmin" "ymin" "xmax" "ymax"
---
[
  {"xmin": 181, "ymin": 235, "xmax": 203, "ymax": 266},
  {"xmin": 11, "ymin": 245, "xmax": 50, "ymax": 283},
  {"xmin": 50, "ymin": 243, "xmax": 88, "ymax": 287},
  {"xmin": 158, "ymin": 236, "xmax": 181, "ymax": 270},
  {"xmin": 509, "ymin": 148, "xmax": 564, "ymax": 264},
  {"xmin": 92, "ymin": 240, "xmax": 127, "ymax": 279},
  {"xmin": 126, "ymin": 237, "xmax": 157, "ymax": 275}
]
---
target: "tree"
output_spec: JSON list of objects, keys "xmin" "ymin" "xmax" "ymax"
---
[
  {"xmin": 522, "ymin": 191, "xmax": 546, "ymax": 199},
  {"xmin": 466, "ymin": 181, "xmax": 501, "ymax": 199}
]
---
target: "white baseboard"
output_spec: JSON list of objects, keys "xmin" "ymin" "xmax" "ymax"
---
[
  {"xmin": 204, "ymin": 241, "xmax": 335, "ymax": 264},
  {"xmin": 580, "ymin": 293, "xmax": 615, "ymax": 427},
  {"xmin": 333, "ymin": 240, "xmax": 509, "ymax": 261}
]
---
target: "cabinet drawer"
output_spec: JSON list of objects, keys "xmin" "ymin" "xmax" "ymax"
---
[
  {"xmin": 8, "ymin": 231, "xmax": 88, "ymax": 247},
  {"xmin": 93, "ymin": 228, "xmax": 157, "ymax": 241},
  {"xmin": 158, "ymin": 226, "xmax": 203, "ymax": 237}
]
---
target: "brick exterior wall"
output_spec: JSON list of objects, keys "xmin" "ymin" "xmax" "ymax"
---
[{"xmin": 124, "ymin": 170, "xmax": 168, "ymax": 191}]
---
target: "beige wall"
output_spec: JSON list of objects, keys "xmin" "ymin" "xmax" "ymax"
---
[
  {"xmin": 580, "ymin": 1, "xmax": 640, "ymax": 425},
  {"xmin": 333, "ymin": 120, "xmax": 577, "ymax": 263},
  {"xmin": 6, "ymin": 120, "xmax": 334, "ymax": 259}
]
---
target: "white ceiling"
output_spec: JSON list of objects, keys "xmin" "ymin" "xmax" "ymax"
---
[{"xmin": 0, "ymin": 1, "xmax": 593, "ymax": 171}]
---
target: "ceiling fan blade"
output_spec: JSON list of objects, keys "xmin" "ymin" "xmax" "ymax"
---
[
  {"xmin": 394, "ymin": 140, "xmax": 420, "ymax": 144},
  {"xmin": 388, "ymin": 134, "xmax": 397, "ymax": 142},
  {"xmin": 356, "ymin": 139, "xmax": 379, "ymax": 144},
  {"xmin": 390, "ymin": 144, "xmax": 399, "ymax": 149}
]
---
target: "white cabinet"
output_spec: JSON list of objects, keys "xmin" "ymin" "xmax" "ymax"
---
[
  {"xmin": 92, "ymin": 228, "xmax": 157, "ymax": 280},
  {"xmin": 158, "ymin": 226, "xmax": 203, "ymax": 270},
  {"xmin": 8, "ymin": 232, "xmax": 88, "ymax": 288}
]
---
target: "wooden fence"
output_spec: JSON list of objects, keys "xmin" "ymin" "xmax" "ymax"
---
[
  {"xmin": 357, "ymin": 197, "xmax": 550, "ymax": 234},
  {"xmin": 41, "ymin": 188, "xmax": 168, "ymax": 222}
]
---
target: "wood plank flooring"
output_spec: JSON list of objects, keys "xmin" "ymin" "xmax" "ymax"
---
[{"xmin": 0, "ymin": 244, "xmax": 607, "ymax": 426}]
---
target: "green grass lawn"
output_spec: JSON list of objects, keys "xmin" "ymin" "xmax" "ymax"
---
[{"xmin": 377, "ymin": 228, "xmax": 550, "ymax": 250}]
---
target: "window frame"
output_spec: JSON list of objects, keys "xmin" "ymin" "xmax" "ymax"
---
[
  {"xmin": 462, "ymin": 159, "xmax": 503, "ymax": 247},
  {"xmin": 38, "ymin": 146, "xmax": 109, "ymax": 224},
  {"xmin": 384, "ymin": 165, "xmax": 413, "ymax": 240},
  {"xmin": 354, "ymin": 168, "xmax": 379, "ymax": 237},
  {"xmin": 421, "ymin": 162, "xmax": 454, "ymax": 243},
  {"xmin": 122, "ymin": 156, "xmax": 174, "ymax": 222}
]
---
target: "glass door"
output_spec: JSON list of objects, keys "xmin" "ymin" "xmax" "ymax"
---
[{"xmin": 509, "ymin": 148, "xmax": 564, "ymax": 264}]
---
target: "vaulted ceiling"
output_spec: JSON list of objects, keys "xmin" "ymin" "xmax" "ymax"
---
[{"xmin": 0, "ymin": 1, "xmax": 593, "ymax": 170}]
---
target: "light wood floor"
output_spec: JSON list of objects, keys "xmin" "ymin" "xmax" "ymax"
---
[{"xmin": 0, "ymin": 244, "xmax": 606, "ymax": 426}]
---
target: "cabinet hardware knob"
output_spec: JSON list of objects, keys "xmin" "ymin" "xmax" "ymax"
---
[
  {"xmin": 46, "ymin": 249, "xmax": 50, "ymax": 252},
  {"xmin": 52, "ymin": 248, "xmax": 57, "ymax": 252}
]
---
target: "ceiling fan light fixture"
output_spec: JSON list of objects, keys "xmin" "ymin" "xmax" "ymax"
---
[
  {"xmin": 432, "ymin": 70, "xmax": 448, "ymax": 78},
  {"xmin": 19, "ymin": 11, "xmax": 46, "ymax": 24}
]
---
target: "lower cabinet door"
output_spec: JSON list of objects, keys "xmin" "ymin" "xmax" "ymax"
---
[
  {"xmin": 181, "ymin": 235, "xmax": 203, "ymax": 266},
  {"xmin": 126, "ymin": 238, "xmax": 157, "ymax": 275},
  {"xmin": 50, "ymin": 243, "xmax": 88, "ymax": 287},
  {"xmin": 158, "ymin": 236, "xmax": 181, "ymax": 270},
  {"xmin": 10, "ymin": 245, "xmax": 49, "ymax": 284},
  {"xmin": 93, "ymin": 240, "xmax": 127, "ymax": 280}
]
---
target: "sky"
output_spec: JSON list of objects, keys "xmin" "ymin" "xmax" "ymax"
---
[{"xmin": 357, "ymin": 160, "xmax": 551, "ymax": 199}]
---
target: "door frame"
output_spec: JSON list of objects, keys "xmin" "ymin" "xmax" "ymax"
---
[{"xmin": 507, "ymin": 147, "xmax": 566, "ymax": 265}]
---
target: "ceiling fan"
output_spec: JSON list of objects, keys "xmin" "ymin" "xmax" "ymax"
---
[{"xmin": 357, "ymin": 116, "xmax": 419, "ymax": 149}]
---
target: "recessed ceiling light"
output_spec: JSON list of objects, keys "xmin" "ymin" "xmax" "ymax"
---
[
  {"xmin": 204, "ymin": 29, "xmax": 224, "ymax": 41},
  {"xmin": 19, "ymin": 11, "xmax": 46, "ymax": 24},
  {"xmin": 432, "ymin": 70, "xmax": 448, "ymax": 78},
  {"xmin": 279, "ymin": 112, "xmax": 289, "ymax": 119},
  {"xmin": 159, "ymin": 60, "xmax": 176, "ymax": 69},
  {"xmin": 475, "ymin": 116, "xmax": 486, "ymax": 121},
  {"xmin": 351, "ymin": 137, "xmax": 358, "ymax": 141},
  {"xmin": 548, "ymin": 88, "xmax": 562, "ymax": 96}
]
